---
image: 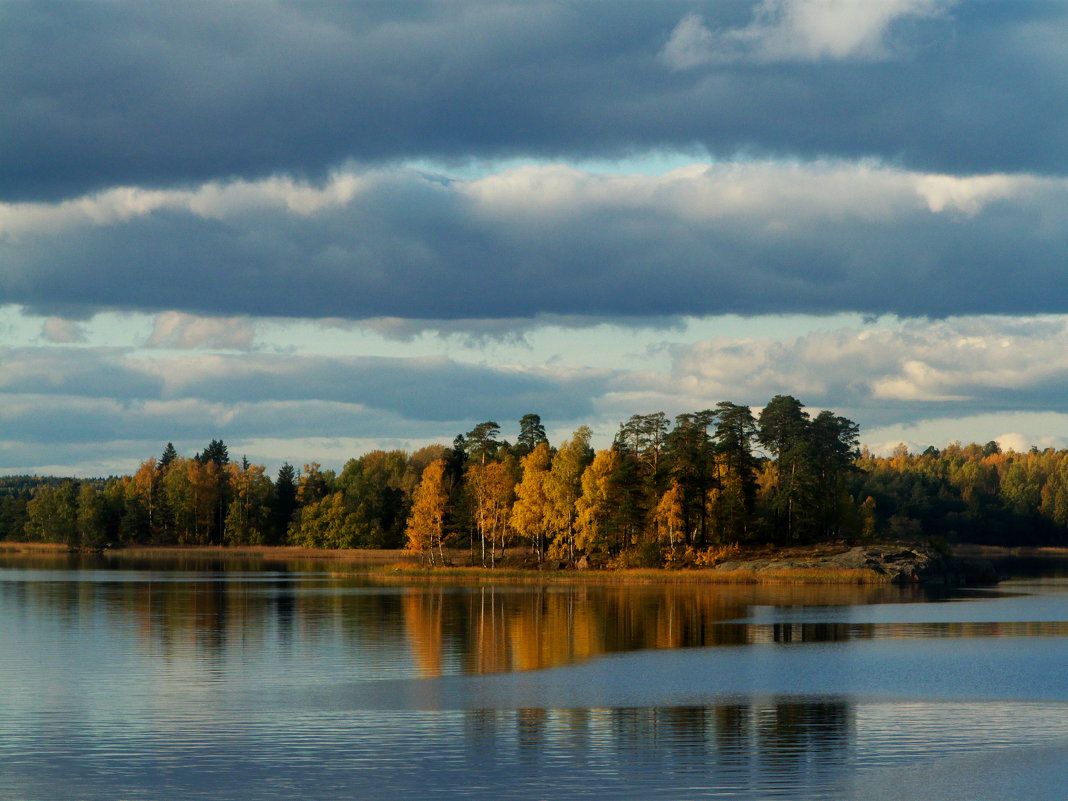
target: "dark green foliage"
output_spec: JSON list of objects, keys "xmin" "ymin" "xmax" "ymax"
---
[
  {"xmin": 712, "ymin": 403, "xmax": 760, "ymax": 542},
  {"xmin": 757, "ymin": 395, "xmax": 814, "ymax": 541},
  {"xmin": 516, "ymin": 413, "xmax": 549, "ymax": 457},
  {"xmin": 197, "ymin": 439, "xmax": 229, "ymax": 467},
  {"xmin": 464, "ymin": 422, "xmax": 502, "ymax": 465},
  {"xmin": 120, "ymin": 495, "xmax": 151, "ymax": 544},
  {"xmin": 612, "ymin": 412, "xmax": 671, "ymax": 541},
  {"xmin": 159, "ymin": 442, "xmax": 178, "ymax": 471},
  {"xmin": 336, "ymin": 451, "xmax": 409, "ymax": 548},
  {"xmin": 0, "ymin": 478, "xmax": 37, "ymax": 540},
  {"xmin": 665, "ymin": 411, "xmax": 717, "ymax": 546},
  {"xmin": 25, "ymin": 480, "xmax": 79, "ymax": 545},
  {"xmin": 271, "ymin": 463, "xmax": 298, "ymax": 545},
  {"xmin": 809, "ymin": 411, "xmax": 861, "ymax": 539},
  {"xmin": 852, "ymin": 444, "xmax": 1067, "ymax": 546}
]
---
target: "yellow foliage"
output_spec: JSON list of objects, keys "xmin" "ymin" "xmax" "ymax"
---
[{"xmin": 663, "ymin": 543, "xmax": 741, "ymax": 569}]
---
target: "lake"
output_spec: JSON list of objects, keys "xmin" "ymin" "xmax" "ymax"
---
[{"xmin": 3, "ymin": 552, "xmax": 1068, "ymax": 800}]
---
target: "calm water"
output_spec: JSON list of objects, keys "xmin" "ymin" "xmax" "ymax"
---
[{"xmin": 3, "ymin": 554, "xmax": 1068, "ymax": 800}]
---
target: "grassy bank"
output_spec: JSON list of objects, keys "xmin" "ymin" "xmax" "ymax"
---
[
  {"xmin": 375, "ymin": 563, "xmax": 891, "ymax": 585},
  {"xmin": 0, "ymin": 542, "xmax": 927, "ymax": 584},
  {"xmin": 107, "ymin": 544, "xmax": 417, "ymax": 563},
  {"xmin": 0, "ymin": 541, "xmax": 71, "ymax": 553}
]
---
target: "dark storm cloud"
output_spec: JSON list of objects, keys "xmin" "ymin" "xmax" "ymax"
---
[
  {"xmin": 4, "ymin": 165, "xmax": 1068, "ymax": 320},
  {"xmin": 3, "ymin": 1, "xmax": 1068, "ymax": 201}
]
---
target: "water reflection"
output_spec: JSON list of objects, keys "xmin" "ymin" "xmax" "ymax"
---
[
  {"xmin": 5, "ymin": 555, "xmax": 1068, "ymax": 800},
  {"xmin": 462, "ymin": 699, "xmax": 852, "ymax": 787},
  {"xmin": 4, "ymin": 554, "xmax": 1067, "ymax": 681}
]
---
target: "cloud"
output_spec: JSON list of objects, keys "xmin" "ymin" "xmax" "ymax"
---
[
  {"xmin": 662, "ymin": 1, "xmax": 956, "ymax": 68},
  {"xmin": 0, "ymin": 337, "xmax": 608, "ymax": 474},
  {"xmin": 146, "ymin": 312, "xmax": 256, "ymax": 350},
  {"xmin": 40, "ymin": 317, "xmax": 85, "ymax": 344},
  {"xmin": 862, "ymin": 412, "xmax": 1068, "ymax": 456},
  {"xmin": 659, "ymin": 13, "xmax": 720, "ymax": 71},
  {"xmin": 624, "ymin": 316, "xmax": 1068, "ymax": 426},
  {"xmin": 9, "ymin": 313, "xmax": 1068, "ymax": 474},
  {"xmin": 3, "ymin": 163, "xmax": 1067, "ymax": 321},
  {"xmin": 0, "ymin": 347, "xmax": 162, "ymax": 399},
  {"xmin": 335, "ymin": 313, "xmax": 685, "ymax": 346},
  {"xmin": 0, "ymin": 394, "xmax": 415, "ymax": 446},
  {"xmin": 0, "ymin": 344, "xmax": 603, "ymax": 426},
  {"xmin": 3, "ymin": 2, "xmax": 1068, "ymax": 201}
]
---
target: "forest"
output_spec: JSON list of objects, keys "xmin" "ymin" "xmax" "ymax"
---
[{"xmin": 3, "ymin": 395, "xmax": 1067, "ymax": 564}]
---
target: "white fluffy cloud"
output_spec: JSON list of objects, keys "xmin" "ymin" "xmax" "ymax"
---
[
  {"xmin": 615, "ymin": 316, "xmax": 1068, "ymax": 425},
  {"xmin": 661, "ymin": 0, "xmax": 956, "ymax": 68}
]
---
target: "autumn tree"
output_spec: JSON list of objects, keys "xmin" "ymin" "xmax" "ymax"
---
[
  {"xmin": 511, "ymin": 442, "xmax": 553, "ymax": 560},
  {"xmin": 224, "ymin": 460, "xmax": 273, "ymax": 545},
  {"xmin": 545, "ymin": 426, "xmax": 592, "ymax": 561},
  {"xmin": 466, "ymin": 460, "xmax": 515, "ymax": 567},
  {"xmin": 131, "ymin": 458, "xmax": 161, "ymax": 539},
  {"xmin": 575, "ymin": 449, "xmax": 628, "ymax": 554},
  {"xmin": 190, "ymin": 458, "xmax": 224, "ymax": 544},
  {"xmin": 297, "ymin": 462, "xmax": 332, "ymax": 507},
  {"xmin": 161, "ymin": 457, "xmax": 194, "ymax": 540},
  {"xmin": 654, "ymin": 480, "xmax": 685, "ymax": 549},
  {"xmin": 405, "ymin": 459, "xmax": 449, "ymax": 565}
]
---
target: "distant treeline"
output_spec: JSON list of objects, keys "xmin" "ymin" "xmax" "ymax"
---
[{"xmin": 2, "ymin": 396, "xmax": 1066, "ymax": 562}]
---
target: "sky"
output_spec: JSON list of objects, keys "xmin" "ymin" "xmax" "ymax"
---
[{"xmin": 5, "ymin": 0, "xmax": 1068, "ymax": 476}]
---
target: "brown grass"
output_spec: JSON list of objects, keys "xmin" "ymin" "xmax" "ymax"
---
[
  {"xmin": 0, "ymin": 542, "xmax": 891, "ymax": 584},
  {"xmin": 105, "ymin": 545, "xmax": 420, "ymax": 563},
  {"xmin": 373, "ymin": 563, "xmax": 891, "ymax": 585},
  {"xmin": 0, "ymin": 541, "xmax": 71, "ymax": 553}
]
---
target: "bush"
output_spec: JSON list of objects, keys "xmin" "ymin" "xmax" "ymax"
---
[{"xmin": 663, "ymin": 543, "xmax": 741, "ymax": 569}]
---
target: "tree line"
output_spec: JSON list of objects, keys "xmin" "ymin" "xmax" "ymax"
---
[{"xmin": 4, "ymin": 396, "xmax": 1068, "ymax": 561}]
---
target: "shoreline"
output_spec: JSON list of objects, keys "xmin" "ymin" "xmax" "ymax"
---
[{"xmin": 0, "ymin": 540, "xmax": 1009, "ymax": 585}]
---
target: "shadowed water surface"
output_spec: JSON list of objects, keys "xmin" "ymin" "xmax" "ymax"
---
[{"xmin": 2, "ymin": 553, "xmax": 1068, "ymax": 799}]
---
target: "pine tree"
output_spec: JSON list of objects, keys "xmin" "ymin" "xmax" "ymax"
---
[{"xmin": 516, "ymin": 414, "xmax": 548, "ymax": 457}]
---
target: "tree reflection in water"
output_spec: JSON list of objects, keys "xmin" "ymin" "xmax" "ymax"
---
[
  {"xmin": 459, "ymin": 699, "xmax": 853, "ymax": 793},
  {"xmin": 6, "ymin": 555, "xmax": 1068, "ymax": 801}
]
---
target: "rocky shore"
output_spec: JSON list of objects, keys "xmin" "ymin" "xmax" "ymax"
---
[{"xmin": 714, "ymin": 542, "xmax": 999, "ymax": 585}]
